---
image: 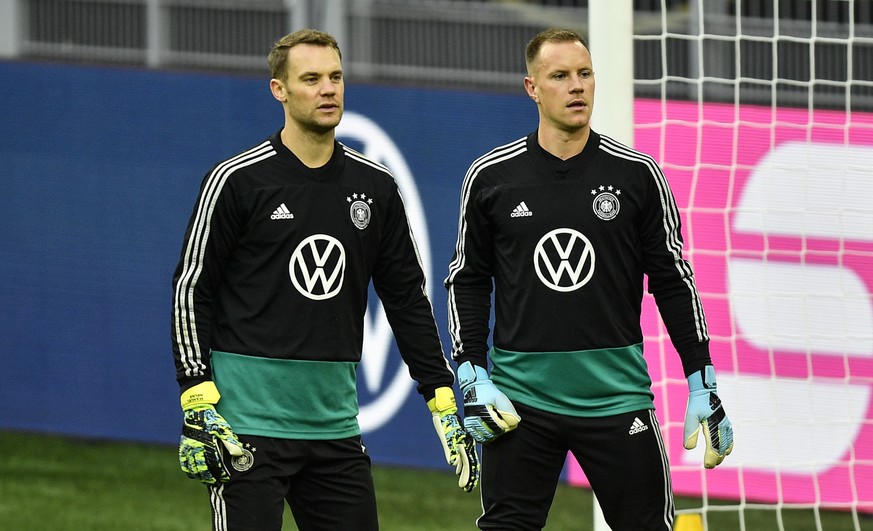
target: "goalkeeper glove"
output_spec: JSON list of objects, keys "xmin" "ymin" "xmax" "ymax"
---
[
  {"xmin": 178, "ymin": 381, "xmax": 243, "ymax": 484},
  {"xmin": 457, "ymin": 361, "xmax": 520, "ymax": 443},
  {"xmin": 427, "ymin": 387, "xmax": 480, "ymax": 492},
  {"xmin": 683, "ymin": 365, "xmax": 734, "ymax": 469}
]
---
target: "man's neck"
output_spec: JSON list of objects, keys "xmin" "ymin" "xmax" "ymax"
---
[
  {"xmin": 536, "ymin": 125, "xmax": 590, "ymax": 160},
  {"xmin": 280, "ymin": 124, "xmax": 335, "ymax": 168}
]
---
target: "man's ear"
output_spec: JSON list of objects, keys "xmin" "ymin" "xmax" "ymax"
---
[
  {"xmin": 524, "ymin": 76, "xmax": 538, "ymax": 103},
  {"xmin": 270, "ymin": 78, "xmax": 287, "ymax": 103}
]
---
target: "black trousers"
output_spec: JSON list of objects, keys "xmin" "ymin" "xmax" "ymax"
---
[
  {"xmin": 478, "ymin": 403, "xmax": 674, "ymax": 531},
  {"xmin": 209, "ymin": 434, "xmax": 378, "ymax": 531}
]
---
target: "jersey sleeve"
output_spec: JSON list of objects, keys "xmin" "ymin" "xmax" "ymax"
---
[
  {"xmin": 371, "ymin": 183, "xmax": 454, "ymax": 397},
  {"xmin": 171, "ymin": 165, "xmax": 243, "ymax": 391},
  {"xmin": 638, "ymin": 161, "xmax": 712, "ymax": 376},
  {"xmin": 444, "ymin": 170, "xmax": 494, "ymax": 369}
]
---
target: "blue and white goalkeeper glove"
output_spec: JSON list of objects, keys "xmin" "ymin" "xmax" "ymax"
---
[
  {"xmin": 457, "ymin": 361, "xmax": 521, "ymax": 443},
  {"xmin": 427, "ymin": 387, "xmax": 480, "ymax": 492},
  {"xmin": 683, "ymin": 365, "xmax": 734, "ymax": 469},
  {"xmin": 179, "ymin": 381, "xmax": 244, "ymax": 484}
]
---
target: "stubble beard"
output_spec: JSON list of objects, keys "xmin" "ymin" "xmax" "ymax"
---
[{"xmin": 308, "ymin": 108, "xmax": 343, "ymax": 135}]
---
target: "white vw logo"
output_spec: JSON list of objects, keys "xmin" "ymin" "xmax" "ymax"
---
[
  {"xmin": 533, "ymin": 228, "xmax": 595, "ymax": 292},
  {"xmin": 289, "ymin": 234, "xmax": 345, "ymax": 300}
]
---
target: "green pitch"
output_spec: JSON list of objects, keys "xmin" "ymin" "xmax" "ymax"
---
[{"xmin": 0, "ymin": 431, "xmax": 868, "ymax": 530}]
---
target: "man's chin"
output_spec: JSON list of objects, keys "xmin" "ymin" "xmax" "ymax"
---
[
  {"xmin": 557, "ymin": 119, "xmax": 590, "ymax": 134},
  {"xmin": 311, "ymin": 114, "xmax": 342, "ymax": 134}
]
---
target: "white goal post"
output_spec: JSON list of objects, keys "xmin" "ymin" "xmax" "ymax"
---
[
  {"xmin": 579, "ymin": 1, "xmax": 873, "ymax": 530},
  {"xmin": 588, "ymin": 7, "xmax": 633, "ymax": 531}
]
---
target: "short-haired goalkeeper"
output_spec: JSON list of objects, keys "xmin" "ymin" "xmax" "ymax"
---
[{"xmin": 444, "ymin": 27, "xmax": 733, "ymax": 531}]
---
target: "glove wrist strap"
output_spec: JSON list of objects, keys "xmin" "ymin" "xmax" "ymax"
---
[
  {"xmin": 181, "ymin": 381, "xmax": 221, "ymax": 410},
  {"xmin": 458, "ymin": 361, "xmax": 489, "ymax": 387},
  {"xmin": 688, "ymin": 365, "xmax": 717, "ymax": 392},
  {"xmin": 427, "ymin": 386, "xmax": 459, "ymax": 415}
]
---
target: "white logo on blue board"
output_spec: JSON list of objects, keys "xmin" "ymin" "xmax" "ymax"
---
[{"xmin": 337, "ymin": 112, "xmax": 430, "ymax": 433}]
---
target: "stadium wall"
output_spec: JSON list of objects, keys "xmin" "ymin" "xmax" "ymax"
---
[{"xmin": 0, "ymin": 60, "xmax": 537, "ymax": 470}]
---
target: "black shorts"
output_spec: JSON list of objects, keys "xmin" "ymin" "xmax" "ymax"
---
[
  {"xmin": 209, "ymin": 434, "xmax": 378, "ymax": 531},
  {"xmin": 478, "ymin": 403, "xmax": 674, "ymax": 530}
]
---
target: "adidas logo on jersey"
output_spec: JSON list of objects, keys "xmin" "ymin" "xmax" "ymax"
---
[
  {"xmin": 628, "ymin": 417, "xmax": 649, "ymax": 435},
  {"xmin": 510, "ymin": 201, "xmax": 533, "ymax": 218},
  {"xmin": 270, "ymin": 203, "xmax": 294, "ymax": 220}
]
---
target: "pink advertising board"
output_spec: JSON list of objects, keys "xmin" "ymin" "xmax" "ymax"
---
[{"xmin": 568, "ymin": 99, "xmax": 873, "ymax": 512}]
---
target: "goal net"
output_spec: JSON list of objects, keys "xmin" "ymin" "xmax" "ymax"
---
[{"xmin": 574, "ymin": 1, "xmax": 873, "ymax": 529}]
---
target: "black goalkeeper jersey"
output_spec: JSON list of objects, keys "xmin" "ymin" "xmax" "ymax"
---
[
  {"xmin": 445, "ymin": 131, "xmax": 711, "ymax": 407},
  {"xmin": 172, "ymin": 130, "xmax": 452, "ymax": 400}
]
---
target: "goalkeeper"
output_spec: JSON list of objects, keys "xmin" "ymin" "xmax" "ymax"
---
[
  {"xmin": 171, "ymin": 29, "xmax": 477, "ymax": 530},
  {"xmin": 444, "ymin": 28, "xmax": 733, "ymax": 531}
]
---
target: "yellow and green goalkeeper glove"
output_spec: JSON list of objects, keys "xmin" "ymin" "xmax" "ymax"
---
[
  {"xmin": 458, "ymin": 361, "xmax": 521, "ymax": 443},
  {"xmin": 427, "ymin": 387, "xmax": 480, "ymax": 492},
  {"xmin": 683, "ymin": 365, "xmax": 734, "ymax": 469},
  {"xmin": 178, "ymin": 381, "xmax": 243, "ymax": 484}
]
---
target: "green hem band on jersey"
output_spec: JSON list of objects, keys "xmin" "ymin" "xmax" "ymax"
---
[
  {"xmin": 211, "ymin": 350, "xmax": 361, "ymax": 440},
  {"xmin": 490, "ymin": 344, "xmax": 655, "ymax": 418}
]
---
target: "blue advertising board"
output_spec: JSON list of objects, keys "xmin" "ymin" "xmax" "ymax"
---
[{"xmin": 0, "ymin": 61, "xmax": 537, "ymax": 469}]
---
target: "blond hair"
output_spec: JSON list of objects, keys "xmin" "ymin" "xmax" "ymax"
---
[
  {"xmin": 525, "ymin": 28, "xmax": 588, "ymax": 71},
  {"xmin": 268, "ymin": 29, "xmax": 342, "ymax": 80}
]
